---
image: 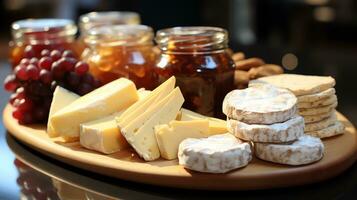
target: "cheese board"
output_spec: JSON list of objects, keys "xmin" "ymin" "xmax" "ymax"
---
[{"xmin": 4, "ymin": 103, "xmax": 357, "ymax": 190}]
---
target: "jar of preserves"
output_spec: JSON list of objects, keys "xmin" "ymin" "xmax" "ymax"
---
[
  {"xmin": 83, "ymin": 24, "xmax": 157, "ymax": 89},
  {"xmin": 155, "ymin": 27, "xmax": 235, "ymax": 118},
  {"xmin": 10, "ymin": 19, "xmax": 77, "ymax": 67},
  {"xmin": 78, "ymin": 11, "xmax": 141, "ymax": 57}
]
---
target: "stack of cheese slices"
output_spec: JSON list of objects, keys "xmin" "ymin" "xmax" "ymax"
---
[
  {"xmin": 223, "ymin": 84, "xmax": 325, "ymax": 165},
  {"xmin": 252, "ymin": 74, "xmax": 345, "ymax": 139}
]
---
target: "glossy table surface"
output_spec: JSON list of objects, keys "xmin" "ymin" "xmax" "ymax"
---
[{"xmin": 1, "ymin": 62, "xmax": 357, "ymax": 200}]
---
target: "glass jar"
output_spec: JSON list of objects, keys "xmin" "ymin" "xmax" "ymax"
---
[
  {"xmin": 10, "ymin": 19, "xmax": 77, "ymax": 67},
  {"xmin": 78, "ymin": 11, "xmax": 141, "ymax": 57},
  {"xmin": 83, "ymin": 24, "xmax": 157, "ymax": 89},
  {"xmin": 155, "ymin": 26, "xmax": 235, "ymax": 118}
]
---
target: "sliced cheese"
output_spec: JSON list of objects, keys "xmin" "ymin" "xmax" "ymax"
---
[
  {"xmin": 47, "ymin": 86, "xmax": 79, "ymax": 138},
  {"xmin": 51, "ymin": 78, "xmax": 138, "ymax": 141},
  {"xmin": 80, "ymin": 112, "xmax": 126, "ymax": 154},
  {"xmin": 117, "ymin": 77, "xmax": 175, "ymax": 129},
  {"xmin": 79, "ymin": 89, "xmax": 151, "ymax": 154},
  {"xmin": 120, "ymin": 87, "xmax": 184, "ymax": 161},
  {"xmin": 179, "ymin": 108, "xmax": 228, "ymax": 135},
  {"xmin": 155, "ymin": 120, "xmax": 209, "ymax": 160}
]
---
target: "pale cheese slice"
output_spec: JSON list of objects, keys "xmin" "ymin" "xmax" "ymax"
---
[
  {"xmin": 155, "ymin": 119, "xmax": 210, "ymax": 160},
  {"xmin": 79, "ymin": 89, "xmax": 151, "ymax": 154},
  {"xmin": 80, "ymin": 112, "xmax": 126, "ymax": 154},
  {"xmin": 178, "ymin": 108, "xmax": 228, "ymax": 135},
  {"xmin": 117, "ymin": 77, "xmax": 175, "ymax": 129},
  {"xmin": 120, "ymin": 87, "xmax": 184, "ymax": 161},
  {"xmin": 47, "ymin": 86, "xmax": 79, "ymax": 138},
  {"xmin": 51, "ymin": 78, "xmax": 138, "ymax": 141}
]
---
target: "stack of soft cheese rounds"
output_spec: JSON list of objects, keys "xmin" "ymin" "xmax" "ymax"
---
[
  {"xmin": 252, "ymin": 74, "xmax": 345, "ymax": 139},
  {"xmin": 223, "ymin": 84, "xmax": 324, "ymax": 165}
]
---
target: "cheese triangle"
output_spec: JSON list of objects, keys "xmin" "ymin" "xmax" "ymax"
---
[
  {"xmin": 119, "ymin": 87, "xmax": 184, "ymax": 161},
  {"xmin": 117, "ymin": 76, "xmax": 176, "ymax": 129}
]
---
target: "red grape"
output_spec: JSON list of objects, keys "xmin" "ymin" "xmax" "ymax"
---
[
  {"xmin": 67, "ymin": 72, "xmax": 80, "ymax": 86},
  {"xmin": 39, "ymin": 69, "xmax": 52, "ymax": 84},
  {"xmin": 20, "ymin": 112, "xmax": 34, "ymax": 124},
  {"xmin": 15, "ymin": 87, "xmax": 26, "ymax": 99},
  {"xmin": 62, "ymin": 50, "xmax": 75, "ymax": 58},
  {"xmin": 29, "ymin": 58, "xmax": 39, "ymax": 66},
  {"xmin": 81, "ymin": 73, "xmax": 94, "ymax": 85},
  {"xmin": 50, "ymin": 81, "xmax": 57, "ymax": 91},
  {"xmin": 12, "ymin": 109, "xmax": 24, "ymax": 121},
  {"xmin": 26, "ymin": 64, "xmax": 40, "ymax": 80},
  {"xmin": 14, "ymin": 65, "xmax": 29, "ymax": 81},
  {"xmin": 20, "ymin": 58, "xmax": 30, "ymax": 65},
  {"xmin": 75, "ymin": 61, "xmax": 89, "ymax": 75},
  {"xmin": 40, "ymin": 49, "xmax": 50, "ymax": 57},
  {"xmin": 50, "ymin": 50, "xmax": 61, "ymax": 61},
  {"xmin": 57, "ymin": 57, "xmax": 76, "ymax": 71},
  {"xmin": 51, "ymin": 61, "xmax": 65, "ymax": 79},
  {"xmin": 17, "ymin": 98, "xmax": 33, "ymax": 112},
  {"xmin": 9, "ymin": 93, "xmax": 17, "ymax": 105},
  {"xmin": 78, "ymin": 83, "xmax": 93, "ymax": 95},
  {"xmin": 34, "ymin": 107, "xmax": 47, "ymax": 121},
  {"xmin": 38, "ymin": 57, "xmax": 52, "ymax": 70},
  {"xmin": 24, "ymin": 45, "xmax": 35, "ymax": 58},
  {"xmin": 4, "ymin": 74, "xmax": 18, "ymax": 92}
]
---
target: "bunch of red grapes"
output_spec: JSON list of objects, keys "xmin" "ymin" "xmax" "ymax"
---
[{"xmin": 4, "ymin": 45, "xmax": 101, "ymax": 125}]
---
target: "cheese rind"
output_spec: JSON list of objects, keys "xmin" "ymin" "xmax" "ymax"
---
[
  {"xmin": 51, "ymin": 78, "xmax": 138, "ymax": 140},
  {"xmin": 178, "ymin": 134, "xmax": 252, "ymax": 173},
  {"xmin": 47, "ymin": 86, "xmax": 79, "ymax": 138},
  {"xmin": 120, "ymin": 87, "xmax": 184, "ymax": 161},
  {"xmin": 155, "ymin": 120, "xmax": 210, "ymax": 160}
]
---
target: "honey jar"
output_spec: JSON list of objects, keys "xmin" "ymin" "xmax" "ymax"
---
[
  {"xmin": 83, "ymin": 25, "xmax": 157, "ymax": 89},
  {"xmin": 10, "ymin": 19, "xmax": 78, "ymax": 67},
  {"xmin": 155, "ymin": 27, "xmax": 235, "ymax": 118},
  {"xmin": 78, "ymin": 11, "xmax": 141, "ymax": 57}
]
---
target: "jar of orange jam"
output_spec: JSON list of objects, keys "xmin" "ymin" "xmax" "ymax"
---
[
  {"xmin": 78, "ymin": 11, "xmax": 141, "ymax": 57},
  {"xmin": 155, "ymin": 27, "xmax": 235, "ymax": 118},
  {"xmin": 83, "ymin": 25, "xmax": 157, "ymax": 89},
  {"xmin": 10, "ymin": 19, "xmax": 77, "ymax": 67}
]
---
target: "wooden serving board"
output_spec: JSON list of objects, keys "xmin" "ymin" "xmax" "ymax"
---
[{"xmin": 3, "ymin": 104, "xmax": 357, "ymax": 190}]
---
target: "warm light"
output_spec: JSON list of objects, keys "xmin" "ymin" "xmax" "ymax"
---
[
  {"xmin": 282, "ymin": 53, "xmax": 298, "ymax": 70},
  {"xmin": 314, "ymin": 7, "xmax": 335, "ymax": 22}
]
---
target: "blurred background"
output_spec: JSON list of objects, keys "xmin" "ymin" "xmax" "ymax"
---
[{"xmin": 0, "ymin": 0, "xmax": 356, "ymax": 123}]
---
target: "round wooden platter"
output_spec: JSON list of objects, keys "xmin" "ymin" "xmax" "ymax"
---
[{"xmin": 3, "ymin": 104, "xmax": 357, "ymax": 190}]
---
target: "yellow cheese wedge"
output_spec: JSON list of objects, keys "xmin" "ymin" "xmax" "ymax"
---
[
  {"xmin": 80, "ymin": 112, "xmax": 127, "ymax": 154},
  {"xmin": 47, "ymin": 86, "xmax": 79, "ymax": 138},
  {"xmin": 51, "ymin": 78, "xmax": 138, "ymax": 141},
  {"xmin": 179, "ymin": 108, "xmax": 228, "ymax": 135},
  {"xmin": 155, "ymin": 120, "xmax": 210, "ymax": 160},
  {"xmin": 79, "ymin": 89, "xmax": 151, "ymax": 154},
  {"xmin": 120, "ymin": 87, "xmax": 184, "ymax": 161},
  {"xmin": 117, "ymin": 76, "xmax": 175, "ymax": 129}
]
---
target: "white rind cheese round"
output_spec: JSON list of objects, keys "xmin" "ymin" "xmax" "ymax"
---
[
  {"xmin": 302, "ymin": 110, "xmax": 334, "ymax": 123},
  {"xmin": 306, "ymin": 121, "xmax": 345, "ymax": 138},
  {"xmin": 298, "ymin": 102, "xmax": 337, "ymax": 116},
  {"xmin": 305, "ymin": 112, "xmax": 337, "ymax": 132},
  {"xmin": 178, "ymin": 134, "xmax": 252, "ymax": 173},
  {"xmin": 254, "ymin": 135, "xmax": 324, "ymax": 165},
  {"xmin": 251, "ymin": 74, "xmax": 335, "ymax": 96},
  {"xmin": 227, "ymin": 115, "xmax": 304, "ymax": 143},
  {"xmin": 298, "ymin": 95, "xmax": 337, "ymax": 109},
  {"xmin": 223, "ymin": 84, "xmax": 297, "ymax": 124},
  {"xmin": 297, "ymin": 88, "xmax": 335, "ymax": 103}
]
